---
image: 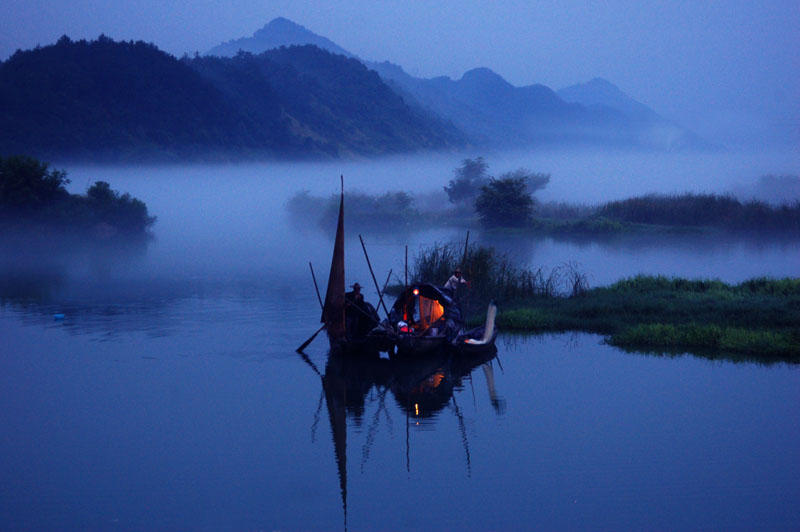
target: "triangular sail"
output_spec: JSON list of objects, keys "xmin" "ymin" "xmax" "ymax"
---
[{"xmin": 321, "ymin": 177, "xmax": 346, "ymax": 341}]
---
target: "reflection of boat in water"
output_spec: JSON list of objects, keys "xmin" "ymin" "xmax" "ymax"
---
[{"xmin": 302, "ymin": 346, "xmax": 504, "ymax": 530}]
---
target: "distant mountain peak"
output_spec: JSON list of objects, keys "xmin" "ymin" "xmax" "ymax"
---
[
  {"xmin": 253, "ymin": 17, "xmax": 311, "ymax": 39},
  {"xmin": 207, "ymin": 17, "xmax": 352, "ymax": 58},
  {"xmin": 460, "ymin": 67, "xmax": 513, "ymax": 90},
  {"xmin": 569, "ymin": 77, "xmax": 628, "ymax": 98}
]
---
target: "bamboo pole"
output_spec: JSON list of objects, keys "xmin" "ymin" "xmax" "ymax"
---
[
  {"xmin": 359, "ymin": 234, "xmax": 390, "ymax": 320},
  {"xmin": 404, "ymin": 245, "xmax": 408, "ymax": 290}
]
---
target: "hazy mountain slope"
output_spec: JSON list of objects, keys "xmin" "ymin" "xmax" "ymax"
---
[
  {"xmin": 207, "ymin": 17, "xmax": 353, "ymax": 58},
  {"xmin": 374, "ymin": 61, "xmax": 712, "ymax": 150},
  {"xmin": 558, "ymin": 78, "xmax": 660, "ymax": 122},
  {"xmin": 189, "ymin": 46, "xmax": 465, "ymax": 156},
  {"xmin": 371, "ymin": 62, "xmax": 639, "ymax": 147},
  {"xmin": 207, "ymin": 17, "xmax": 710, "ymax": 151},
  {"xmin": 0, "ymin": 36, "xmax": 297, "ymax": 160},
  {"xmin": 559, "ymin": 78, "xmax": 714, "ymax": 150}
]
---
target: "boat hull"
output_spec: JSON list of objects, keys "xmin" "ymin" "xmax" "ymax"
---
[{"xmin": 393, "ymin": 334, "xmax": 448, "ymax": 357}]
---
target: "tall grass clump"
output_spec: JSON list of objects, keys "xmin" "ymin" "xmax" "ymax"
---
[{"xmin": 410, "ymin": 242, "xmax": 588, "ymax": 314}]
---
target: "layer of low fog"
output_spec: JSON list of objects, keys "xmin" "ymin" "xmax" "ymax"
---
[
  {"xmin": 50, "ymin": 147, "xmax": 796, "ymax": 280},
  {"xmin": 3, "ymin": 147, "xmax": 795, "ymax": 304}
]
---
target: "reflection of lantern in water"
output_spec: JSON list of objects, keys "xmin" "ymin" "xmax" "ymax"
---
[
  {"xmin": 429, "ymin": 372, "xmax": 444, "ymax": 388},
  {"xmin": 414, "ymin": 403, "xmax": 419, "ymax": 416}
]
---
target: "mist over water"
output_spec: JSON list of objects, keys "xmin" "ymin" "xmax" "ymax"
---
[
  {"xmin": 51, "ymin": 147, "xmax": 799, "ymax": 289},
  {"xmin": 1, "ymin": 147, "xmax": 794, "ymax": 329}
]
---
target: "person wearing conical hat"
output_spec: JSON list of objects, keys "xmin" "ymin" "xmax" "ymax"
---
[
  {"xmin": 444, "ymin": 267, "xmax": 469, "ymax": 294},
  {"xmin": 345, "ymin": 282, "xmax": 367, "ymax": 338}
]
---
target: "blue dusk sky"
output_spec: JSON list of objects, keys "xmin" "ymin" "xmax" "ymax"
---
[{"xmin": 1, "ymin": 1, "xmax": 798, "ymax": 143}]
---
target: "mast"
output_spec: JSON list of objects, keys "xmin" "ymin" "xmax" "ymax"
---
[{"xmin": 321, "ymin": 176, "xmax": 346, "ymax": 342}]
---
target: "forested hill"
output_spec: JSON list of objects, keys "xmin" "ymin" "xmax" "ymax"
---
[
  {"xmin": 0, "ymin": 36, "xmax": 299, "ymax": 160},
  {"xmin": 0, "ymin": 37, "xmax": 464, "ymax": 161},
  {"xmin": 187, "ymin": 46, "xmax": 465, "ymax": 156}
]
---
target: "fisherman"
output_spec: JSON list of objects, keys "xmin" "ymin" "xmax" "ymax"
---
[
  {"xmin": 444, "ymin": 267, "xmax": 470, "ymax": 295},
  {"xmin": 345, "ymin": 282, "xmax": 368, "ymax": 337},
  {"xmin": 345, "ymin": 282, "xmax": 365, "ymax": 306}
]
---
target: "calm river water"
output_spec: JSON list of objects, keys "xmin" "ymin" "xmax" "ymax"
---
[{"xmin": 2, "ymin": 156, "xmax": 799, "ymax": 530}]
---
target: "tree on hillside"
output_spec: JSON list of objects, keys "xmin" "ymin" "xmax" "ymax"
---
[
  {"xmin": 0, "ymin": 155, "xmax": 70, "ymax": 219},
  {"xmin": 444, "ymin": 157, "xmax": 490, "ymax": 206}
]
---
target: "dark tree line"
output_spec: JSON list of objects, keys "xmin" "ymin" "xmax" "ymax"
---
[{"xmin": 0, "ymin": 155, "xmax": 155, "ymax": 235}]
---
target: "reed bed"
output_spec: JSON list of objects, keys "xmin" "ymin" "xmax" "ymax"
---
[
  {"xmin": 497, "ymin": 274, "xmax": 800, "ymax": 362},
  {"xmin": 596, "ymin": 193, "xmax": 800, "ymax": 233},
  {"xmin": 410, "ymin": 242, "xmax": 588, "ymax": 309}
]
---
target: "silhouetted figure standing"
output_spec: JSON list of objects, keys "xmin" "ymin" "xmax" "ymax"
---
[
  {"xmin": 444, "ymin": 267, "xmax": 469, "ymax": 297},
  {"xmin": 345, "ymin": 282, "xmax": 370, "ymax": 337}
]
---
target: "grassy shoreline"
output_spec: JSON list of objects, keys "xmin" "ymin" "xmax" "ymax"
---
[{"xmin": 496, "ymin": 275, "xmax": 800, "ymax": 362}]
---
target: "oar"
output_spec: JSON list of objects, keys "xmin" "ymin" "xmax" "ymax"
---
[
  {"xmin": 309, "ymin": 262, "xmax": 324, "ymax": 310},
  {"xmin": 297, "ymin": 324, "xmax": 325, "ymax": 353}
]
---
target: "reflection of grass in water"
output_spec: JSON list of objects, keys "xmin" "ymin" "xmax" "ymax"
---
[
  {"xmin": 498, "ymin": 275, "xmax": 800, "ymax": 362},
  {"xmin": 609, "ymin": 324, "xmax": 798, "ymax": 360}
]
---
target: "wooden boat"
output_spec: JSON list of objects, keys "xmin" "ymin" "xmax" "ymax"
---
[
  {"xmin": 315, "ymin": 178, "xmax": 497, "ymax": 358},
  {"xmin": 455, "ymin": 301, "xmax": 498, "ymax": 356},
  {"xmin": 385, "ymin": 282, "xmax": 464, "ymax": 356},
  {"xmin": 385, "ymin": 285, "xmax": 498, "ymax": 357}
]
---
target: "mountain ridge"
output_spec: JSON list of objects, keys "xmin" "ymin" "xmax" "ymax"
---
[{"xmin": 0, "ymin": 36, "xmax": 464, "ymax": 160}]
